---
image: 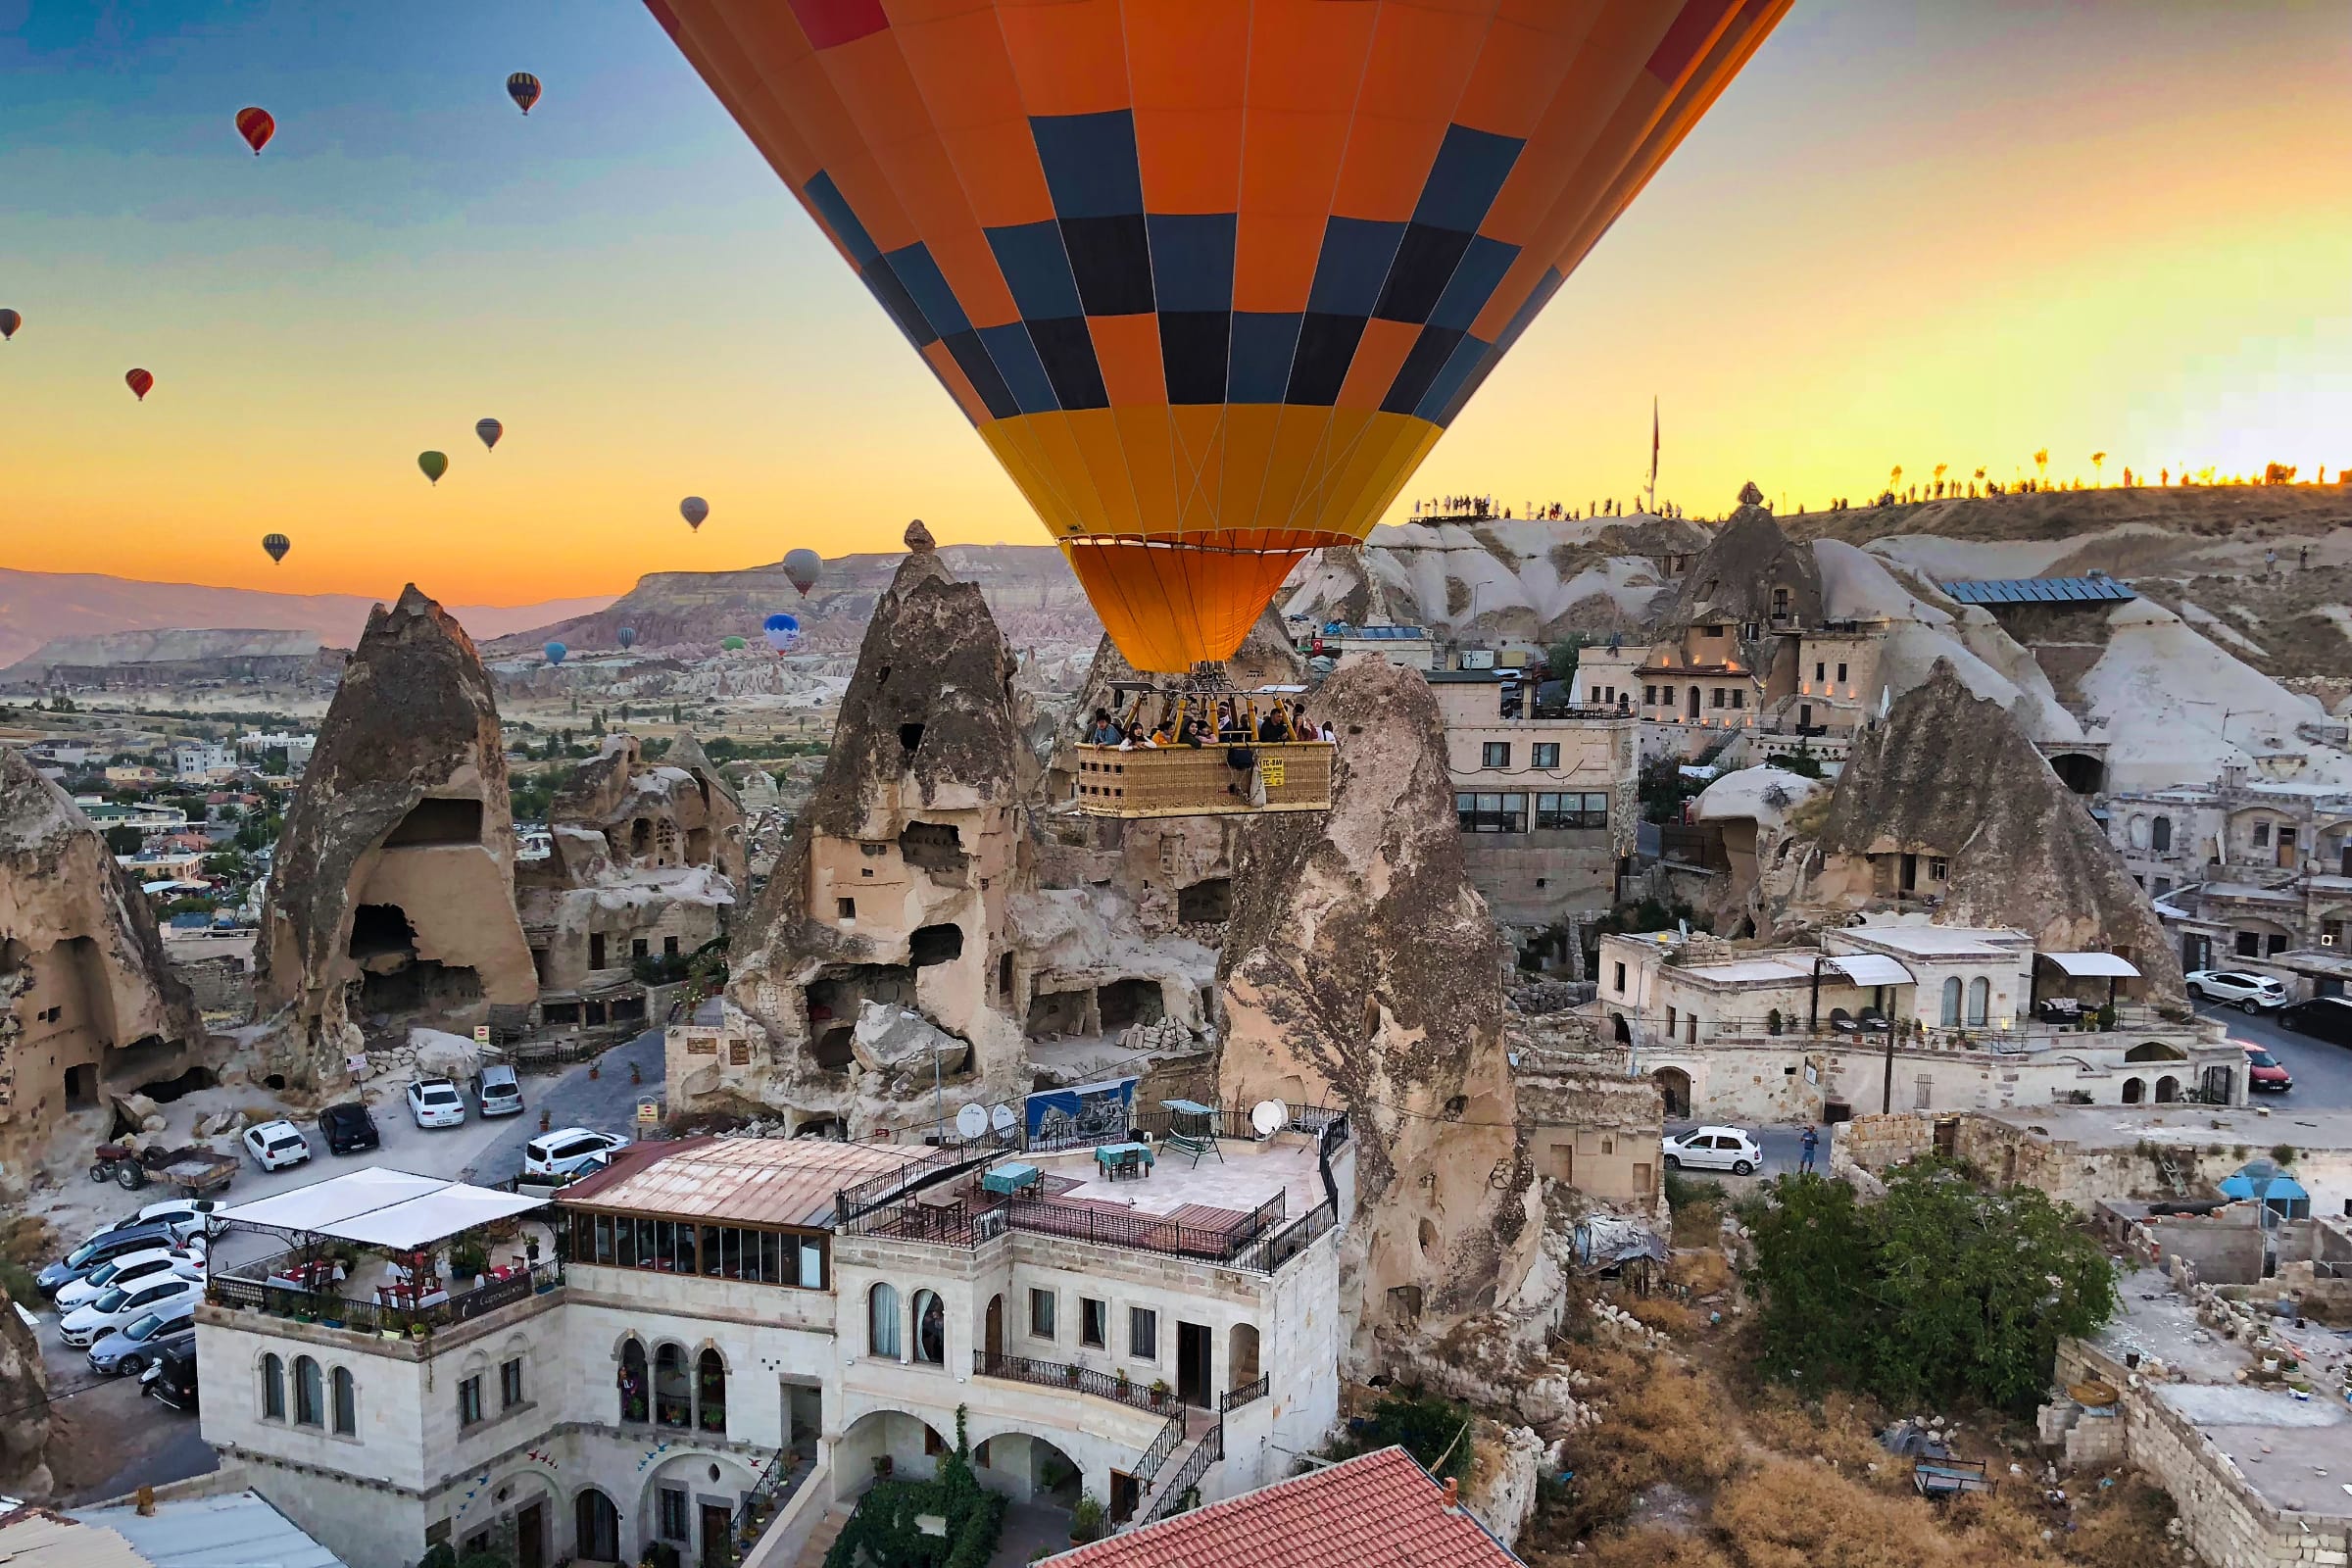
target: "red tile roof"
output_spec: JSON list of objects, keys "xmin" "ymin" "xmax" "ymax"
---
[{"xmin": 1047, "ymin": 1447, "xmax": 1522, "ymax": 1568}]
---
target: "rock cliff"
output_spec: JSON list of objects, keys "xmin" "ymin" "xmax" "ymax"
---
[
  {"xmin": 0, "ymin": 745, "xmax": 207, "ymax": 1189},
  {"xmin": 0, "ymin": 1278, "xmax": 49, "ymax": 1498},
  {"xmin": 250, "ymin": 586, "xmax": 537, "ymax": 1086},
  {"xmin": 1216, "ymin": 656, "xmax": 1538, "ymax": 1374},
  {"xmin": 1660, "ymin": 482, "xmax": 1822, "ymax": 636}
]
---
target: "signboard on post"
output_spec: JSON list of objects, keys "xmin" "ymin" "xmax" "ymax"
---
[
  {"xmin": 636, "ymin": 1096, "xmax": 662, "ymax": 1132},
  {"xmin": 473, "ymin": 1026, "xmax": 491, "ymax": 1046}
]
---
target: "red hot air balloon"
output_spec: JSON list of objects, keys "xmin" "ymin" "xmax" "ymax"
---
[
  {"xmin": 125, "ymin": 368, "xmax": 155, "ymax": 402},
  {"xmin": 507, "ymin": 74, "xmax": 542, "ymax": 115},
  {"xmin": 235, "ymin": 107, "xmax": 274, "ymax": 156}
]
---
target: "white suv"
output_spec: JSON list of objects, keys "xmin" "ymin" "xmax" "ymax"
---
[
  {"xmin": 2187, "ymin": 970, "xmax": 2288, "ymax": 1013},
  {"xmin": 243, "ymin": 1119, "xmax": 314, "ymax": 1171},
  {"xmin": 523, "ymin": 1128, "xmax": 631, "ymax": 1181},
  {"xmin": 407, "ymin": 1078, "xmax": 467, "ymax": 1129},
  {"xmin": 1662, "ymin": 1126, "xmax": 1764, "ymax": 1176}
]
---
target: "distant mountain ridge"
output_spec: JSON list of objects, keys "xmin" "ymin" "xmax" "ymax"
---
[{"xmin": 0, "ymin": 568, "xmax": 618, "ymax": 667}]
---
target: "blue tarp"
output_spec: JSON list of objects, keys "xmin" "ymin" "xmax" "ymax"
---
[{"xmin": 1024, "ymin": 1076, "xmax": 1138, "ymax": 1144}]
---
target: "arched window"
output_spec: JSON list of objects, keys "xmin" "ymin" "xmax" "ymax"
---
[
  {"xmin": 869, "ymin": 1283, "xmax": 901, "ymax": 1359},
  {"xmin": 261, "ymin": 1353, "xmax": 285, "ymax": 1420},
  {"xmin": 1940, "ymin": 977, "xmax": 1962, "ymax": 1026},
  {"xmin": 331, "ymin": 1366, "xmax": 357, "ymax": 1436},
  {"xmin": 1965, "ymin": 977, "xmax": 1989, "ymax": 1026},
  {"xmin": 912, "ymin": 1290, "xmax": 946, "ymax": 1365},
  {"xmin": 293, "ymin": 1356, "xmax": 324, "ymax": 1428},
  {"xmin": 2152, "ymin": 815, "xmax": 2173, "ymax": 854},
  {"xmin": 654, "ymin": 1344, "xmax": 691, "ymax": 1429},
  {"xmin": 617, "ymin": 1339, "xmax": 649, "ymax": 1424},
  {"xmin": 697, "ymin": 1348, "xmax": 727, "ymax": 1435},
  {"xmin": 2122, "ymin": 1077, "xmax": 2146, "ymax": 1104}
]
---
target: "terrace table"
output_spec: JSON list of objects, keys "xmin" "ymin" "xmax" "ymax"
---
[
  {"xmin": 982, "ymin": 1162, "xmax": 1041, "ymax": 1198},
  {"xmin": 1095, "ymin": 1142, "xmax": 1154, "ymax": 1181},
  {"xmin": 267, "ymin": 1259, "xmax": 345, "ymax": 1292}
]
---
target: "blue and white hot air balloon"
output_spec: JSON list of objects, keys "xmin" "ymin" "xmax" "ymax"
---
[
  {"xmin": 761, "ymin": 612, "xmax": 801, "ymax": 654},
  {"xmin": 543, "ymin": 641, "xmax": 567, "ymax": 666},
  {"xmin": 616, "ymin": 626, "xmax": 637, "ymax": 650}
]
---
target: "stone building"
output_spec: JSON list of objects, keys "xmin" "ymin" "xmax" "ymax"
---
[
  {"xmin": 250, "ymin": 587, "xmax": 538, "ymax": 1086},
  {"xmin": 1, "ymin": 744, "xmax": 208, "ymax": 1187}
]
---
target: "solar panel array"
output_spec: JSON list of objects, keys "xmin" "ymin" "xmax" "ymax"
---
[{"xmin": 1938, "ymin": 576, "xmax": 2137, "ymax": 606}]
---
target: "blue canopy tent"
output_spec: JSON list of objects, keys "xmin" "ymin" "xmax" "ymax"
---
[{"xmin": 2220, "ymin": 1168, "xmax": 2310, "ymax": 1219}]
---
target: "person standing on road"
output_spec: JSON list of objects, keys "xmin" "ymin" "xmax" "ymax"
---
[{"xmin": 1799, "ymin": 1124, "xmax": 1820, "ymax": 1173}]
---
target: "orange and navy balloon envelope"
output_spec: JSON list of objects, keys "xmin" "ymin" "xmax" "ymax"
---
[
  {"xmin": 262, "ymin": 533, "xmax": 291, "ymax": 564},
  {"xmin": 0, "ymin": 309, "xmax": 20, "ymax": 341},
  {"xmin": 507, "ymin": 73, "xmax": 542, "ymax": 115},
  {"xmin": 235, "ymin": 107, "xmax": 274, "ymax": 156},
  {"xmin": 125, "ymin": 368, "xmax": 154, "ymax": 401},
  {"xmin": 646, "ymin": 0, "xmax": 1790, "ymax": 670}
]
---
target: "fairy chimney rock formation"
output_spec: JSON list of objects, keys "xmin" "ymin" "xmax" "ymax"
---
[
  {"xmin": 1, "ymin": 746, "xmax": 207, "ymax": 1190},
  {"xmin": 722, "ymin": 537, "xmax": 1037, "ymax": 1132},
  {"xmin": 1791, "ymin": 659, "xmax": 2188, "ymax": 998},
  {"xmin": 251, "ymin": 585, "xmax": 537, "ymax": 1085},
  {"xmin": 1216, "ymin": 656, "xmax": 1538, "ymax": 1374},
  {"xmin": 1661, "ymin": 483, "xmax": 1821, "ymax": 635}
]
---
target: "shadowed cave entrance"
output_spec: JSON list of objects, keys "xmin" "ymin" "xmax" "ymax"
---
[{"xmin": 346, "ymin": 903, "xmax": 481, "ymax": 1039}]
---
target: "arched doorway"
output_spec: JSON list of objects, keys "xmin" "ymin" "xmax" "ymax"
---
[
  {"xmin": 1652, "ymin": 1066, "xmax": 1691, "ymax": 1119},
  {"xmin": 1229, "ymin": 1324, "xmax": 1261, "ymax": 1391},
  {"xmin": 2048, "ymin": 753, "xmax": 2104, "ymax": 795},
  {"xmin": 697, "ymin": 1348, "xmax": 727, "ymax": 1435},
  {"xmin": 984, "ymin": 1294, "xmax": 1004, "ymax": 1362},
  {"xmin": 575, "ymin": 1489, "xmax": 620, "ymax": 1563},
  {"xmin": 2121, "ymin": 1077, "xmax": 2146, "ymax": 1104},
  {"xmin": 1611, "ymin": 1012, "xmax": 1632, "ymax": 1046},
  {"xmin": 838, "ymin": 1409, "xmax": 949, "ymax": 1486},
  {"xmin": 654, "ymin": 1344, "xmax": 690, "ymax": 1429},
  {"xmin": 2155, "ymin": 1075, "xmax": 2180, "ymax": 1103},
  {"xmin": 970, "ymin": 1431, "xmax": 1085, "ymax": 1516},
  {"xmin": 1687, "ymin": 685, "xmax": 1701, "ymax": 720},
  {"xmin": 618, "ymin": 1340, "xmax": 649, "ymax": 1424}
]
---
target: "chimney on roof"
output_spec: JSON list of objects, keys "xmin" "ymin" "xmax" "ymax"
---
[{"xmin": 1442, "ymin": 1477, "xmax": 1459, "ymax": 1510}]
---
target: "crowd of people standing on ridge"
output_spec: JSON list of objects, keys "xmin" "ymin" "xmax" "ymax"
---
[{"xmin": 1410, "ymin": 495, "xmax": 1687, "ymax": 521}]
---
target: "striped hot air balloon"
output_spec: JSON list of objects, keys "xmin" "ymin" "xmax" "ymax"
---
[
  {"xmin": 647, "ymin": 0, "xmax": 1789, "ymax": 672},
  {"xmin": 508, "ymin": 73, "xmax": 542, "ymax": 115},
  {"xmin": 476, "ymin": 417, "xmax": 503, "ymax": 452},
  {"xmin": 0, "ymin": 310, "xmax": 20, "ymax": 341},
  {"xmin": 235, "ymin": 106, "xmax": 274, "ymax": 155},
  {"xmin": 262, "ymin": 533, "xmax": 291, "ymax": 564},
  {"xmin": 125, "ymin": 368, "xmax": 154, "ymax": 402}
]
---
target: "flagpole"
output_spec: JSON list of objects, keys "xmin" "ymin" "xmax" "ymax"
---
[{"xmin": 1647, "ymin": 396, "xmax": 1660, "ymax": 514}]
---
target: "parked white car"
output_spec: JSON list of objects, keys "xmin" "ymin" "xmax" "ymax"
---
[
  {"xmin": 523, "ymin": 1127, "xmax": 631, "ymax": 1181},
  {"xmin": 2186, "ymin": 970, "xmax": 2288, "ymax": 1013},
  {"xmin": 1661, "ymin": 1126, "xmax": 1765, "ymax": 1176},
  {"xmin": 477, "ymin": 1063, "xmax": 524, "ymax": 1118},
  {"xmin": 242, "ymin": 1118, "xmax": 314, "ymax": 1171},
  {"xmin": 54, "ymin": 1246, "xmax": 204, "ymax": 1312},
  {"xmin": 407, "ymin": 1077, "xmax": 467, "ymax": 1129},
  {"xmin": 58, "ymin": 1274, "xmax": 198, "ymax": 1348},
  {"xmin": 104, "ymin": 1199, "xmax": 222, "ymax": 1242}
]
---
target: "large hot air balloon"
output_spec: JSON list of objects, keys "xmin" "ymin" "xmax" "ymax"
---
[
  {"xmin": 544, "ymin": 641, "xmax": 567, "ymax": 666},
  {"xmin": 125, "ymin": 368, "xmax": 154, "ymax": 402},
  {"xmin": 235, "ymin": 107, "xmax": 274, "ymax": 156},
  {"xmin": 762, "ymin": 612, "xmax": 801, "ymax": 654},
  {"xmin": 616, "ymin": 626, "xmax": 638, "ymax": 650},
  {"xmin": 0, "ymin": 310, "xmax": 20, "ymax": 341},
  {"xmin": 783, "ymin": 548, "xmax": 822, "ymax": 597},
  {"xmin": 508, "ymin": 74, "xmax": 542, "ymax": 115},
  {"xmin": 649, "ymin": 1, "xmax": 1788, "ymax": 671},
  {"xmin": 262, "ymin": 533, "xmax": 291, "ymax": 564},
  {"xmin": 476, "ymin": 417, "xmax": 503, "ymax": 452},
  {"xmin": 679, "ymin": 496, "xmax": 709, "ymax": 531},
  {"xmin": 418, "ymin": 450, "xmax": 449, "ymax": 485}
]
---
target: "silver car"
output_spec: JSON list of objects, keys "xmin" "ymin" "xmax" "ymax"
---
[{"xmin": 87, "ymin": 1298, "xmax": 198, "ymax": 1376}]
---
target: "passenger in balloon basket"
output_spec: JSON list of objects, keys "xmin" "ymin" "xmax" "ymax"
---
[{"xmin": 1085, "ymin": 709, "xmax": 1123, "ymax": 747}]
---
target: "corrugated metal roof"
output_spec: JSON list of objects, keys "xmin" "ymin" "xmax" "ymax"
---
[
  {"xmin": 68, "ymin": 1493, "xmax": 344, "ymax": 1568},
  {"xmin": 559, "ymin": 1137, "xmax": 934, "ymax": 1230},
  {"xmin": 0, "ymin": 1508, "xmax": 153, "ymax": 1568},
  {"xmin": 1938, "ymin": 576, "xmax": 2136, "ymax": 606}
]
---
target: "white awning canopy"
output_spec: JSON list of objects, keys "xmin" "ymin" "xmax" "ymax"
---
[
  {"xmin": 2042, "ymin": 951, "xmax": 2141, "ymax": 978},
  {"xmin": 214, "ymin": 1168, "xmax": 546, "ymax": 1250},
  {"xmin": 1821, "ymin": 954, "xmax": 1916, "ymax": 988}
]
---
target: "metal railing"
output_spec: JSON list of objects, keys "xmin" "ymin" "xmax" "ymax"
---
[
  {"xmin": 971, "ymin": 1350, "xmax": 1182, "ymax": 1417},
  {"xmin": 1219, "ymin": 1374, "xmax": 1269, "ymax": 1414},
  {"xmin": 1133, "ymin": 1408, "xmax": 1188, "ymax": 1493},
  {"xmin": 1141, "ymin": 1420, "xmax": 1224, "ymax": 1526},
  {"xmin": 730, "ymin": 1449, "xmax": 810, "ymax": 1558},
  {"xmin": 1235, "ymin": 1201, "xmax": 1335, "ymax": 1273},
  {"xmin": 833, "ymin": 1145, "xmax": 995, "ymax": 1226},
  {"xmin": 207, "ymin": 1257, "xmax": 564, "ymax": 1339}
]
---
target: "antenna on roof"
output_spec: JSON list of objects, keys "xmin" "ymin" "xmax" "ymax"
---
[{"xmin": 954, "ymin": 1102, "xmax": 988, "ymax": 1142}]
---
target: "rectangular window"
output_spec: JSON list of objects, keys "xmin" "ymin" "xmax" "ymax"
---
[
  {"xmin": 1030, "ymin": 1288, "xmax": 1056, "ymax": 1341},
  {"xmin": 1731, "ymin": 689, "xmax": 1744, "ymax": 710},
  {"xmin": 1644, "ymin": 684, "xmax": 1658, "ymax": 706},
  {"xmin": 659, "ymin": 1487, "xmax": 690, "ymax": 1543},
  {"xmin": 1532, "ymin": 742, "xmax": 1560, "ymax": 768},
  {"xmin": 632, "ymin": 937, "xmax": 649, "ymax": 959},
  {"xmin": 2236, "ymin": 931, "xmax": 2260, "ymax": 957},
  {"xmin": 1130, "ymin": 1306, "xmax": 1157, "ymax": 1360},
  {"xmin": 1710, "ymin": 687, "xmax": 1725, "ymax": 709},
  {"xmin": 2155, "ymin": 876, "xmax": 2174, "ymax": 897},
  {"xmin": 2254, "ymin": 823, "xmax": 2271, "ymax": 847},
  {"xmin": 1588, "ymin": 686, "xmax": 1601, "ymax": 705},
  {"xmin": 1081, "ymin": 1298, "xmax": 1107, "ymax": 1348},
  {"xmin": 1535, "ymin": 793, "xmax": 1608, "ymax": 831},
  {"xmin": 500, "ymin": 1358, "xmax": 524, "ymax": 1409},
  {"xmin": 1613, "ymin": 961, "xmax": 1628, "ymax": 994},
  {"xmin": 458, "ymin": 1375, "xmax": 483, "ymax": 1428},
  {"xmin": 1837, "ymin": 662, "xmax": 1848, "ymax": 682},
  {"xmin": 1481, "ymin": 742, "xmax": 1510, "ymax": 768},
  {"xmin": 799, "ymin": 1238, "xmax": 825, "ymax": 1290},
  {"xmin": 1666, "ymin": 1005, "xmax": 1677, "ymax": 1034},
  {"xmin": 1456, "ymin": 793, "xmax": 1526, "ymax": 834},
  {"xmin": 1814, "ymin": 662, "xmax": 1825, "ymax": 681},
  {"xmin": 664, "ymin": 935, "xmax": 679, "ymax": 956},
  {"xmin": 837, "ymin": 898, "xmax": 857, "ymax": 919},
  {"xmin": 1929, "ymin": 857, "xmax": 1948, "ymax": 880},
  {"xmin": 2270, "ymin": 933, "xmax": 2289, "ymax": 956},
  {"xmin": 588, "ymin": 932, "xmax": 607, "ymax": 969}
]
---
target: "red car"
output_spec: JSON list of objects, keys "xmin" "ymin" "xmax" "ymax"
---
[{"xmin": 2241, "ymin": 1041, "xmax": 2293, "ymax": 1093}]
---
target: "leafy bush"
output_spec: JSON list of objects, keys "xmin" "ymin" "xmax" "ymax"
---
[
  {"xmin": 825, "ymin": 1405, "xmax": 1004, "ymax": 1568},
  {"xmin": 1322, "ymin": 1389, "xmax": 1473, "ymax": 1487}
]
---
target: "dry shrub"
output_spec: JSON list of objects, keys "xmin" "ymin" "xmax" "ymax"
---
[
  {"xmin": 1551, "ymin": 1347, "xmax": 1744, "ymax": 1543},
  {"xmin": 1670, "ymin": 1247, "xmax": 1733, "ymax": 1298},
  {"xmin": 2055, "ymin": 1475, "xmax": 2178, "ymax": 1568},
  {"xmin": 1740, "ymin": 1387, "xmax": 1906, "ymax": 1493},
  {"xmin": 1713, "ymin": 1460, "xmax": 1966, "ymax": 1568},
  {"xmin": 1567, "ymin": 1529, "xmax": 1735, "ymax": 1568},
  {"xmin": 1623, "ymin": 1295, "xmax": 1699, "ymax": 1335}
]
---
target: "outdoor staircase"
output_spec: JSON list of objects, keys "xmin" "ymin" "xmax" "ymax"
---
[
  {"xmin": 1131, "ymin": 1408, "xmax": 1223, "ymax": 1528},
  {"xmin": 790, "ymin": 1507, "xmax": 849, "ymax": 1568}
]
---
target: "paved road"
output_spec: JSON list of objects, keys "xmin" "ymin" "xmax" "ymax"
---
[
  {"xmin": 1662, "ymin": 1123, "xmax": 1817, "ymax": 1186},
  {"xmin": 2195, "ymin": 1000, "xmax": 2352, "ymax": 1111},
  {"xmin": 462, "ymin": 1022, "xmax": 672, "ymax": 1187}
]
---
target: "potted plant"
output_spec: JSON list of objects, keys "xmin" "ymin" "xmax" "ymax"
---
[
  {"xmin": 1765, "ymin": 1007, "xmax": 1783, "ymax": 1037},
  {"xmin": 1070, "ymin": 1494, "xmax": 1104, "ymax": 1546},
  {"xmin": 449, "ymin": 1236, "xmax": 488, "ymax": 1283},
  {"xmin": 873, "ymin": 1454, "xmax": 894, "ymax": 1479}
]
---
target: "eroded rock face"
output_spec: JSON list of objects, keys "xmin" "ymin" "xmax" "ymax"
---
[
  {"xmin": 0, "ymin": 745, "xmax": 207, "ymax": 1189},
  {"xmin": 1661, "ymin": 486, "xmax": 1822, "ymax": 635},
  {"xmin": 0, "ymin": 1279, "xmax": 51, "ymax": 1498},
  {"xmin": 251, "ymin": 586, "xmax": 537, "ymax": 1086},
  {"xmin": 1788, "ymin": 659, "xmax": 2188, "ymax": 998},
  {"xmin": 1216, "ymin": 656, "xmax": 1538, "ymax": 1374}
]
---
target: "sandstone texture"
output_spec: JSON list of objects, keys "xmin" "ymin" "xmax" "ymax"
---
[
  {"xmin": 0, "ymin": 1278, "xmax": 51, "ymax": 1499},
  {"xmin": 0, "ymin": 744, "xmax": 207, "ymax": 1188},
  {"xmin": 1660, "ymin": 483, "xmax": 1823, "ymax": 637},
  {"xmin": 251, "ymin": 586, "xmax": 537, "ymax": 1086},
  {"xmin": 1216, "ymin": 655, "xmax": 1538, "ymax": 1374}
]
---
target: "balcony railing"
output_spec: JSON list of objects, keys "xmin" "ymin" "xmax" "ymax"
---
[
  {"xmin": 1219, "ymin": 1374, "xmax": 1269, "ymax": 1414},
  {"xmin": 971, "ymin": 1350, "xmax": 1182, "ymax": 1417},
  {"xmin": 1141, "ymin": 1419, "xmax": 1224, "ymax": 1526},
  {"xmin": 207, "ymin": 1254, "xmax": 564, "ymax": 1340}
]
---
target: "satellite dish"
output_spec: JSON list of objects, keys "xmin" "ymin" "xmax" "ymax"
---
[
  {"xmin": 954, "ymin": 1103, "xmax": 988, "ymax": 1141},
  {"xmin": 1250, "ymin": 1100, "xmax": 1287, "ymax": 1139},
  {"xmin": 989, "ymin": 1103, "xmax": 1016, "ymax": 1134}
]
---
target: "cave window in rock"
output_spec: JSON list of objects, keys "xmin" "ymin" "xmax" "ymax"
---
[
  {"xmin": 1177, "ymin": 878, "xmax": 1232, "ymax": 924},
  {"xmin": 812, "ymin": 1027, "xmax": 856, "ymax": 1073},
  {"xmin": 1965, "ymin": 977, "xmax": 1990, "ymax": 1026},
  {"xmin": 899, "ymin": 723, "xmax": 926, "ymax": 756},
  {"xmin": 1416, "ymin": 1218, "xmax": 1439, "ymax": 1259},
  {"xmin": 630, "ymin": 818, "xmax": 652, "ymax": 857},
  {"xmin": 909, "ymin": 924, "xmax": 964, "ymax": 968},
  {"xmin": 1099, "ymin": 978, "xmax": 1164, "ymax": 1031},
  {"xmin": 998, "ymin": 952, "xmax": 1014, "ymax": 1002},
  {"xmin": 685, "ymin": 825, "xmax": 712, "ymax": 864},
  {"xmin": 808, "ymin": 963, "xmax": 914, "ymax": 1052},
  {"xmin": 349, "ymin": 904, "xmax": 416, "ymax": 965},
  {"xmin": 2048, "ymin": 752, "xmax": 2104, "ymax": 796},
  {"xmin": 1026, "ymin": 988, "xmax": 1092, "ymax": 1039},
  {"xmin": 381, "ymin": 797, "xmax": 483, "ymax": 848},
  {"xmin": 1612, "ymin": 1012, "xmax": 1632, "ymax": 1045},
  {"xmin": 63, "ymin": 1063, "xmax": 98, "ymax": 1111},
  {"xmin": 899, "ymin": 821, "xmax": 967, "ymax": 874}
]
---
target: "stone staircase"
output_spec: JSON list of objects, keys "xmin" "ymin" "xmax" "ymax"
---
[{"xmin": 790, "ymin": 1507, "xmax": 849, "ymax": 1568}]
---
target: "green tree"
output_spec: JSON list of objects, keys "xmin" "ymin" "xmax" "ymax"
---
[
  {"xmin": 1743, "ymin": 1173, "xmax": 1878, "ymax": 1391},
  {"xmin": 1546, "ymin": 638, "xmax": 1585, "ymax": 686}
]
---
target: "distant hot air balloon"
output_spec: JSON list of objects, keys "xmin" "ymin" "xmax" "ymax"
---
[
  {"xmin": 262, "ymin": 533, "xmax": 291, "ymax": 564},
  {"xmin": 125, "ymin": 368, "xmax": 154, "ymax": 402},
  {"xmin": 475, "ymin": 417, "xmax": 503, "ymax": 452},
  {"xmin": 543, "ymin": 641, "xmax": 567, "ymax": 666},
  {"xmin": 653, "ymin": 1, "xmax": 1788, "ymax": 671},
  {"xmin": 679, "ymin": 497, "xmax": 709, "ymax": 531},
  {"xmin": 507, "ymin": 74, "xmax": 542, "ymax": 115},
  {"xmin": 234, "ymin": 107, "xmax": 274, "ymax": 156},
  {"xmin": 762, "ymin": 612, "xmax": 801, "ymax": 654},
  {"xmin": 0, "ymin": 310, "xmax": 20, "ymax": 342},
  {"xmin": 719, "ymin": 636, "xmax": 747, "ymax": 652},
  {"xmin": 783, "ymin": 548, "xmax": 822, "ymax": 597},
  {"xmin": 616, "ymin": 626, "xmax": 638, "ymax": 650},
  {"xmin": 418, "ymin": 450, "xmax": 449, "ymax": 485}
]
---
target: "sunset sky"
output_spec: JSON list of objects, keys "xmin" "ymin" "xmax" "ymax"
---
[{"xmin": 2, "ymin": 0, "xmax": 2345, "ymax": 605}]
